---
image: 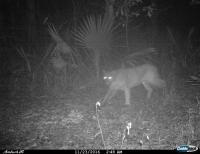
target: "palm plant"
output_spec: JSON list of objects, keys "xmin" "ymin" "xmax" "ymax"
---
[{"xmin": 73, "ymin": 15, "xmax": 115, "ymax": 79}]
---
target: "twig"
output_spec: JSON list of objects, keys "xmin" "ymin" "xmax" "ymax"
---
[{"xmin": 96, "ymin": 101, "xmax": 106, "ymax": 149}]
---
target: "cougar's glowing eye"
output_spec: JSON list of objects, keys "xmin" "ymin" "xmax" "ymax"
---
[
  {"xmin": 103, "ymin": 76, "xmax": 107, "ymax": 80},
  {"xmin": 108, "ymin": 76, "xmax": 112, "ymax": 80}
]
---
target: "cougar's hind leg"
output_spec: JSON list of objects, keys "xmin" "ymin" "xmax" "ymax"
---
[{"xmin": 124, "ymin": 87, "xmax": 131, "ymax": 105}]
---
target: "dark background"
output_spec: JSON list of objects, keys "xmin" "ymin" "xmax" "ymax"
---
[{"xmin": 1, "ymin": 0, "xmax": 200, "ymax": 149}]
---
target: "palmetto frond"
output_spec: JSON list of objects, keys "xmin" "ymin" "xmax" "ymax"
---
[
  {"xmin": 48, "ymin": 24, "xmax": 72, "ymax": 54},
  {"xmin": 73, "ymin": 16, "xmax": 114, "ymax": 52}
]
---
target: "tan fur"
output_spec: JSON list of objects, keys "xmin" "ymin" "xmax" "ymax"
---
[{"xmin": 103, "ymin": 64, "xmax": 166, "ymax": 105}]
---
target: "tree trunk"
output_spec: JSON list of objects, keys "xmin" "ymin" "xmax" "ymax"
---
[
  {"xmin": 105, "ymin": 0, "xmax": 115, "ymax": 23},
  {"xmin": 26, "ymin": 0, "xmax": 37, "ymax": 53},
  {"xmin": 94, "ymin": 50, "xmax": 100, "ymax": 80}
]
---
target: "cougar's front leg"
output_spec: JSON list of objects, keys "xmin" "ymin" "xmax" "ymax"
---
[
  {"xmin": 142, "ymin": 81, "xmax": 153, "ymax": 99},
  {"xmin": 102, "ymin": 88, "xmax": 117, "ymax": 104}
]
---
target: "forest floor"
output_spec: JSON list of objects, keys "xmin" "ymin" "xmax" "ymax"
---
[{"xmin": 1, "ymin": 83, "xmax": 200, "ymax": 150}]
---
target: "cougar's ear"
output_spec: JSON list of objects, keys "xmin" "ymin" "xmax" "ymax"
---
[{"xmin": 102, "ymin": 70, "xmax": 107, "ymax": 76}]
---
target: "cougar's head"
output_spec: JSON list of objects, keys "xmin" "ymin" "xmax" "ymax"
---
[{"xmin": 103, "ymin": 70, "xmax": 114, "ymax": 85}]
